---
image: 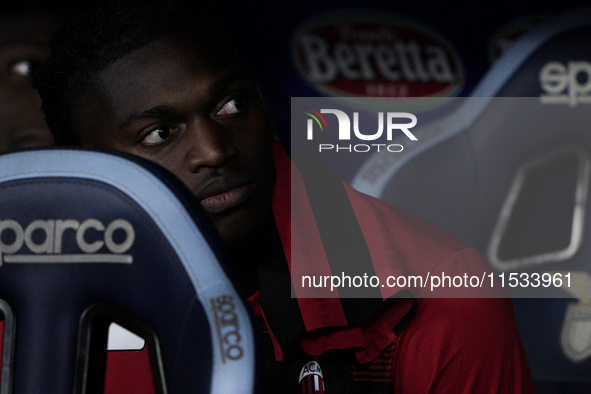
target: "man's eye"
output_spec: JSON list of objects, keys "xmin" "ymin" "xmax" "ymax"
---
[
  {"xmin": 216, "ymin": 98, "xmax": 246, "ymax": 116},
  {"xmin": 141, "ymin": 126, "xmax": 176, "ymax": 145},
  {"xmin": 10, "ymin": 60, "xmax": 41, "ymax": 78}
]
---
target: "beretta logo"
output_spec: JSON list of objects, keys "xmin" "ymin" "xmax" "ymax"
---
[{"xmin": 292, "ymin": 11, "xmax": 464, "ymax": 100}]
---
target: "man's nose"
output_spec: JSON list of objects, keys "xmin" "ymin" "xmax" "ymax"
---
[{"xmin": 185, "ymin": 120, "xmax": 237, "ymax": 171}]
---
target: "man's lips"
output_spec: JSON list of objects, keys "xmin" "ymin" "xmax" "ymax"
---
[{"xmin": 197, "ymin": 181, "xmax": 256, "ymax": 215}]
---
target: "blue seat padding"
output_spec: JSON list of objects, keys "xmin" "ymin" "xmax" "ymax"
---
[{"xmin": 0, "ymin": 147, "xmax": 261, "ymax": 393}]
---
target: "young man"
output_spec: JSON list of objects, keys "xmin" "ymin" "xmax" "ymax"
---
[{"xmin": 35, "ymin": 1, "xmax": 535, "ymax": 392}]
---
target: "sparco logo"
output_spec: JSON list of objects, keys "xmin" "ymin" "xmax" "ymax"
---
[
  {"xmin": 293, "ymin": 13, "xmax": 463, "ymax": 99},
  {"xmin": 540, "ymin": 61, "xmax": 591, "ymax": 106},
  {"xmin": 211, "ymin": 295, "xmax": 243, "ymax": 362},
  {"xmin": 0, "ymin": 218, "xmax": 134, "ymax": 264},
  {"xmin": 306, "ymin": 109, "xmax": 417, "ymax": 153}
]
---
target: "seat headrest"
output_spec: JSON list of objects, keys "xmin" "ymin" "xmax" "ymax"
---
[{"xmin": 0, "ymin": 147, "xmax": 260, "ymax": 393}]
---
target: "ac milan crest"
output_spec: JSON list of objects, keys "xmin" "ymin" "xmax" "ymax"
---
[{"xmin": 298, "ymin": 360, "xmax": 326, "ymax": 393}]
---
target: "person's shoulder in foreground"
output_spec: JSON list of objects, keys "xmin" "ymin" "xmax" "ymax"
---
[{"xmin": 33, "ymin": 0, "xmax": 535, "ymax": 392}]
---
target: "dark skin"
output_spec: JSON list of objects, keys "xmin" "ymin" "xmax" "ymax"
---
[
  {"xmin": 0, "ymin": 11, "xmax": 61, "ymax": 152},
  {"xmin": 73, "ymin": 34, "xmax": 277, "ymax": 296}
]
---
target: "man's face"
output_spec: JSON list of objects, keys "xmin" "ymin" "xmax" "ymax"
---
[
  {"xmin": 74, "ymin": 34, "xmax": 276, "ymax": 250},
  {"xmin": 0, "ymin": 12, "xmax": 59, "ymax": 152}
]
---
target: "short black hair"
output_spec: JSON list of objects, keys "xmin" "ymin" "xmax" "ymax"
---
[{"xmin": 34, "ymin": 0, "xmax": 232, "ymax": 145}]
